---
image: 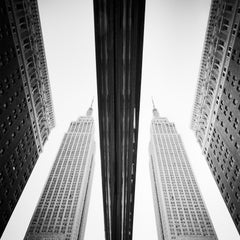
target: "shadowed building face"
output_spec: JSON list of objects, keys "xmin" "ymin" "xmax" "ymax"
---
[
  {"xmin": 93, "ymin": 0, "xmax": 145, "ymax": 239},
  {"xmin": 191, "ymin": 0, "xmax": 240, "ymax": 234},
  {"xmin": 0, "ymin": 0, "xmax": 54, "ymax": 236}
]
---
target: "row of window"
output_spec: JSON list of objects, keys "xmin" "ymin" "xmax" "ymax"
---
[{"xmin": 28, "ymin": 125, "xmax": 94, "ymax": 234}]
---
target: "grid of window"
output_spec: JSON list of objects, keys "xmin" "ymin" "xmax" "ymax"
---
[
  {"xmin": 0, "ymin": 0, "xmax": 55, "ymax": 236},
  {"xmin": 205, "ymin": 125, "xmax": 240, "ymax": 228},
  {"xmin": 0, "ymin": 122, "xmax": 38, "ymax": 229},
  {"xmin": 192, "ymin": 0, "xmax": 240, "ymax": 133},
  {"xmin": 150, "ymin": 117, "xmax": 218, "ymax": 240},
  {"xmin": 24, "ymin": 116, "xmax": 95, "ymax": 240},
  {"xmin": 191, "ymin": 0, "xmax": 240, "ymax": 234},
  {"xmin": 4, "ymin": 0, "xmax": 55, "ymax": 151}
]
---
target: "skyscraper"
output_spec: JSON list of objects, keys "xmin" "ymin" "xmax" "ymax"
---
[
  {"xmin": 0, "ymin": 0, "xmax": 54, "ymax": 236},
  {"xmin": 24, "ymin": 106, "xmax": 95, "ymax": 240},
  {"xmin": 93, "ymin": 0, "xmax": 145, "ymax": 239},
  {"xmin": 191, "ymin": 0, "xmax": 240, "ymax": 233},
  {"xmin": 150, "ymin": 104, "xmax": 218, "ymax": 240}
]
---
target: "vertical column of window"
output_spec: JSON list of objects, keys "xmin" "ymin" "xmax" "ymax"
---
[
  {"xmin": 171, "ymin": 134, "xmax": 190, "ymax": 233},
  {"xmin": 177, "ymin": 134, "xmax": 210, "ymax": 236},
  {"xmin": 77, "ymin": 122, "xmax": 94, "ymax": 233},
  {"xmin": 167, "ymin": 134, "xmax": 186, "ymax": 236},
  {"xmin": 180, "ymin": 135, "xmax": 200, "ymax": 234},
  {"xmin": 152, "ymin": 123, "xmax": 171, "ymax": 237},
  {"xmin": 70, "ymin": 121, "xmax": 92, "ymax": 235},
  {"xmin": 154, "ymin": 126, "xmax": 169, "ymax": 236},
  {"xmin": 68, "ymin": 120, "xmax": 87, "ymax": 235},
  {"xmin": 45, "ymin": 134, "xmax": 69, "ymax": 232},
  {"xmin": 77, "ymin": 123, "xmax": 91, "ymax": 195},
  {"xmin": 59, "ymin": 132, "xmax": 80, "ymax": 234},
  {"xmin": 159, "ymin": 132, "xmax": 178, "ymax": 237},
  {"xmin": 52, "ymin": 132, "xmax": 75, "ymax": 233},
  {"xmin": 31, "ymin": 134, "xmax": 66, "ymax": 232},
  {"xmin": 65, "ymin": 131, "xmax": 82, "ymax": 234},
  {"xmin": 171, "ymin": 134, "xmax": 195, "ymax": 235}
]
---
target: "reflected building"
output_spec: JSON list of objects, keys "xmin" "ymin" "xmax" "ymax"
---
[
  {"xmin": 93, "ymin": 0, "xmax": 145, "ymax": 239},
  {"xmin": 150, "ymin": 104, "xmax": 218, "ymax": 240},
  {"xmin": 191, "ymin": 0, "xmax": 240, "ymax": 233},
  {"xmin": 24, "ymin": 106, "xmax": 95, "ymax": 240},
  {"xmin": 0, "ymin": 0, "xmax": 54, "ymax": 236}
]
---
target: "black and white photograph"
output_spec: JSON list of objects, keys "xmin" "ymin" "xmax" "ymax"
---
[{"xmin": 0, "ymin": 0, "xmax": 240, "ymax": 239}]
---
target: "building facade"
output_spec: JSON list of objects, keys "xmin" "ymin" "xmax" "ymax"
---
[
  {"xmin": 93, "ymin": 0, "xmax": 145, "ymax": 239},
  {"xmin": 0, "ymin": 0, "xmax": 54, "ymax": 236},
  {"xmin": 24, "ymin": 107, "xmax": 95, "ymax": 240},
  {"xmin": 150, "ymin": 106, "xmax": 218, "ymax": 240},
  {"xmin": 191, "ymin": 0, "xmax": 240, "ymax": 233}
]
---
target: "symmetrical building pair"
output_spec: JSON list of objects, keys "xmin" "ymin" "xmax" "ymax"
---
[{"xmin": 1, "ymin": 0, "xmax": 240, "ymax": 240}]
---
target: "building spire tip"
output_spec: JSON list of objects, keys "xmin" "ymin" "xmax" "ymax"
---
[
  {"xmin": 151, "ymin": 97, "xmax": 159, "ymax": 118},
  {"xmin": 90, "ymin": 97, "xmax": 94, "ymax": 108},
  {"xmin": 86, "ymin": 98, "xmax": 94, "ymax": 116},
  {"xmin": 151, "ymin": 97, "xmax": 156, "ymax": 110}
]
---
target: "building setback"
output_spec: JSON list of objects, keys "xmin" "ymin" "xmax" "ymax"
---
[
  {"xmin": 191, "ymin": 0, "xmax": 240, "ymax": 233},
  {"xmin": 93, "ymin": 0, "xmax": 145, "ymax": 239},
  {"xmin": 0, "ymin": 0, "xmax": 54, "ymax": 236},
  {"xmin": 24, "ymin": 107, "xmax": 95, "ymax": 240},
  {"xmin": 150, "ymin": 105, "xmax": 218, "ymax": 240}
]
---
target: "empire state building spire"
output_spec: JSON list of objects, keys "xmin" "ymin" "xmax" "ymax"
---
[
  {"xmin": 152, "ymin": 98, "xmax": 159, "ymax": 118},
  {"xmin": 86, "ymin": 98, "xmax": 94, "ymax": 117}
]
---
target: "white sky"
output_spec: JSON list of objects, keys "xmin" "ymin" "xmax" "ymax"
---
[{"xmin": 2, "ymin": 0, "xmax": 239, "ymax": 239}]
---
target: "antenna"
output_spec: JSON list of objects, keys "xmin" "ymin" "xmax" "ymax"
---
[
  {"xmin": 86, "ymin": 97, "xmax": 94, "ymax": 116},
  {"xmin": 151, "ymin": 97, "xmax": 159, "ymax": 118},
  {"xmin": 90, "ymin": 97, "xmax": 94, "ymax": 108},
  {"xmin": 152, "ymin": 97, "xmax": 156, "ymax": 109}
]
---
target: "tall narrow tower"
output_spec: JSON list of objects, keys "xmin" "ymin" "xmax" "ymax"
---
[
  {"xmin": 93, "ymin": 0, "xmax": 145, "ymax": 239},
  {"xmin": 191, "ymin": 0, "xmax": 240, "ymax": 233},
  {"xmin": 24, "ymin": 106, "xmax": 95, "ymax": 240},
  {"xmin": 150, "ymin": 104, "xmax": 218, "ymax": 240},
  {"xmin": 0, "ymin": 0, "xmax": 54, "ymax": 236}
]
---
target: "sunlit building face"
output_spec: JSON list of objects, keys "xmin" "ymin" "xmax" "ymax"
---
[
  {"xmin": 24, "ymin": 109, "xmax": 95, "ymax": 240},
  {"xmin": 150, "ymin": 107, "xmax": 218, "ymax": 240}
]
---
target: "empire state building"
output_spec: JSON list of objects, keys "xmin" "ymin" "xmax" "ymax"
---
[
  {"xmin": 24, "ymin": 106, "xmax": 95, "ymax": 240},
  {"xmin": 149, "ymin": 104, "xmax": 218, "ymax": 240}
]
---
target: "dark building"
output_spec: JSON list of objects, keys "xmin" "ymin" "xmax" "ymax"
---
[
  {"xmin": 93, "ymin": 0, "xmax": 145, "ymax": 239},
  {"xmin": 191, "ymin": 0, "xmax": 240, "ymax": 234},
  {"xmin": 0, "ymin": 0, "xmax": 54, "ymax": 236}
]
